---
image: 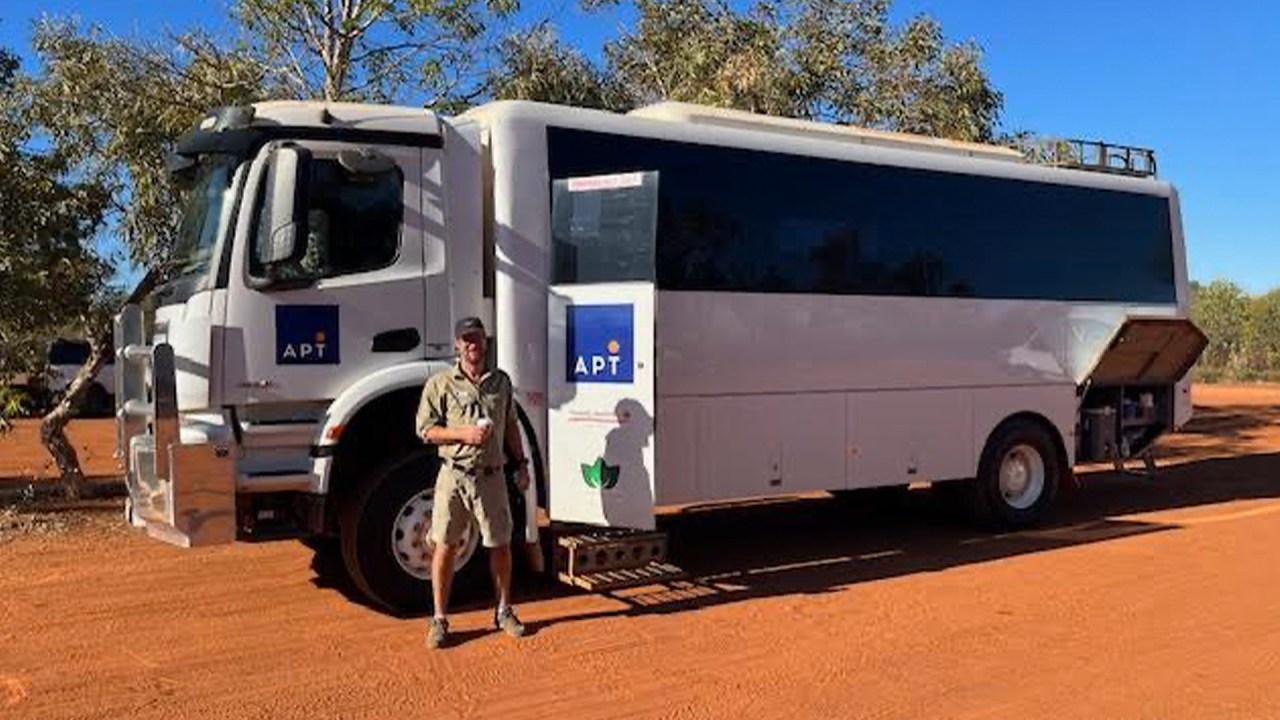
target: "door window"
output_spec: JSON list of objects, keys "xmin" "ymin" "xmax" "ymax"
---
[{"xmin": 250, "ymin": 155, "xmax": 404, "ymax": 283}]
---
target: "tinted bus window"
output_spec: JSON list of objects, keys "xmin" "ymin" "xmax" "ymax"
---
[
  {"xmin": 547, "ymin": 127, "xmax": 1177, "ymax": 304},
  {"xmin": 551, "ymin": 172, "xmax": 659, "ymax": 285}
]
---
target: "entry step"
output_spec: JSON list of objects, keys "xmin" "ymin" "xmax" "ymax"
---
[
  {"xmin": 555, "ymin": 529, "xmax": 685, "ymax": 591},
  {"xmin": 559, "ymin": 560, "xmax": 687, "ymax": 592}
]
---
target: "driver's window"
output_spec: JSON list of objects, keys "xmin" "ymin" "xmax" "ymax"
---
[{"xmin": 250, "ymin": 153, "xmax": 404, "ymax": 282}]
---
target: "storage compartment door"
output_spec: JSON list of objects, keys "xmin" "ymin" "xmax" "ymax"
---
[{"xmin": 1085, "ymin": 317, "xmax": 1208, "ymax": 386}]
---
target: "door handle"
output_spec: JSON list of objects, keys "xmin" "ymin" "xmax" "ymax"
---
[
  {"xmin": 238, "ymin": 380, "xmax": 275, "ymax": 389},
  {"xmin": 372, "ymin": 328, "xmax": 421, "ymax": 353}
]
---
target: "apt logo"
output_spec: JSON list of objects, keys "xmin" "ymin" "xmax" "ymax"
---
[
  {"xmin": 276, "ymin": 305, "xmax": 340, "ymax": 365},
  {"xmin": 567, "ymin": 304, "xmax": 633, "ymax": 383}
]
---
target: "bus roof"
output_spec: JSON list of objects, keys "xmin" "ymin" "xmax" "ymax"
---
[
  {"xmin": 467, "ymin": 100, "xmax": 1173, "ymax": 197},
  {"xmin": 627, "ymin": 102, "xmax": 1025, "ymax": 163}
]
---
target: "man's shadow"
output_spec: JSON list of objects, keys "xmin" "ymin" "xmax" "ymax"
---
[{"xmin": 600, "ymin": 398, "xmax": 655, "ymax": 528}]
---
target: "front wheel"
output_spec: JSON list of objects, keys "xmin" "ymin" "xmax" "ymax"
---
[
  {"xmin": 968, "ymin": 419, "xmax": 1063, "ymax": 529},
  {"xmin": 339, "ymin": 448, "xmax": 484, "ymax": 614}
]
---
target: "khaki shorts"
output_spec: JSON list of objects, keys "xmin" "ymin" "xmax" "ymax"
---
[{"xmin": 430, "ymin": 464, "xmax": 513, "ymax": 549}]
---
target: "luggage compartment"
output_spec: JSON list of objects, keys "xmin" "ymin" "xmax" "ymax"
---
[{"xmin": 1077, "ymin": 318, "xmax": 1207, "ymax": 462}]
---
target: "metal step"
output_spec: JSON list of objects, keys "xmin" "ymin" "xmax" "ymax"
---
[{"xmin": 555, "ymin": 529, "xmax": 685, "ymax": 591}]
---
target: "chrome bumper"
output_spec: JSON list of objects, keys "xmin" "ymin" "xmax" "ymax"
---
[{"xmin": 115, "ymin": 304, "xmax": 236, "ymax": 547}]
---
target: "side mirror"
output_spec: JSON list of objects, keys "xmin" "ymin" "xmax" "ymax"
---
[{"xmin": 258, "ymin": 145, "xmax": 312, "ymax": 266}]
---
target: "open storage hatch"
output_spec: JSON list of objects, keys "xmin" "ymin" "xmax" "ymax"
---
[{"xmin": 1078, "ymin": 318, "xmax": 1208, "ymax": 463}]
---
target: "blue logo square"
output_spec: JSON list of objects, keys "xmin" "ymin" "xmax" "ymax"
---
[
  {"xmin": 276, "ymin": 305, "xmax": 340, "ymax": 365},
  {"xmin": 567, "ymin": 304, "xmax": 633, "ymax": 383}
]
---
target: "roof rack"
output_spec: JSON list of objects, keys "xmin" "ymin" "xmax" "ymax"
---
[{"xmin": 1042, "ymin": 138, "xmax": 1158, "ymax": 178}]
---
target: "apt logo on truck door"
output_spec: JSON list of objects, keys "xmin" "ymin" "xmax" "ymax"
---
[
  {"xmin": 276, "ymin": 305, "xmax": 340, "ymax": 365},
  {"xmin": 567, "ymin": 304, "xmax": 633, "ymax": 383}
]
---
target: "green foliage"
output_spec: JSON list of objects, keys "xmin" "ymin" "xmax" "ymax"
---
[
  {"xmin": 494, "ymin": 0, "xmax": 1004, "ymax": 142},
  {"xmin": 235, "ymin": 0, "xmax": 519, "ymax": 107},
  {"xmin": 0, "ymin": 44, "xmax": 113, "ymax": 400},
  {"xmin": 0, "ymin": 387, "xmax": 33, "ymax": 424},
  {"xmin": 491, "ymin": 25, "xmax": 631, "ymax": 111},
  {"xmin": 1240, "ymin": 290, "xmax": 1280, "ymax": 380},
  {"xmin": 31, "ymin": 22, "xmax": 270, "ymax": 268},
  {"xmin": 1189, "ymin": 280, "xmax": 1280, "ymax": 383},
  {"xmin": 1191, "ymin": 280, "xmax": 1249, "ymax": 373}
]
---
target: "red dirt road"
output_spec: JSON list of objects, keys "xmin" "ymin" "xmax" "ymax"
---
[{"xmin": 2, "ymin": 385, "xmax": 1279, "ymax": 719}]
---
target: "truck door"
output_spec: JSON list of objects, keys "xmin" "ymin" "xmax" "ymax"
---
[{"xmin": 223, "ymin": 141, "xmax": 433, "ymax": 407}]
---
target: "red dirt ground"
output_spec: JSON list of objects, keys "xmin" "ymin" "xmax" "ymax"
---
[
  {"xmin": 1, "ymin": 384, "xmax": 1278, "ymax": 719},
  {"xmin": 0, "ymin": 419, "xmax": 122, "ymax": 481}
]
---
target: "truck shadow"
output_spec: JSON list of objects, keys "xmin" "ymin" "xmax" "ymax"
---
[{"xmin": 525, "ymin": 449, "xmax": 1280, "ymax": 626}]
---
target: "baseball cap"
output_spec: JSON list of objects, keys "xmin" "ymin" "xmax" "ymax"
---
[{"xmin": 454, "ymin": 316, "xmax": 486, "ymax": 339}]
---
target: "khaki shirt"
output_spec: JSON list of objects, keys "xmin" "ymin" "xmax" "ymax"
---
[{"xmin": 415, "ymin": 363, "xmax": 514, "ymax": 473}]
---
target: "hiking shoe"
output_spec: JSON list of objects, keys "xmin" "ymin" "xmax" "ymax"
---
[
  {"xmin": 494, "ymin": 607, "xmax": 527, "ymax": 638},
  {"xmin": 426, "ymin": 617, "xmax": 450, "ymax": 649}
]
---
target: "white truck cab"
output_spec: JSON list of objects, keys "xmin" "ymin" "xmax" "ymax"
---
[{"xmin": 117, "ymin": 102, "xmax": 505, "ymax": 611}]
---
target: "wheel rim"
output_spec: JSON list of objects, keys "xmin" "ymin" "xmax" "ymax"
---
[
  {"xmin": 998, "ymin": 443, "xmax": 1046, "ymax": 510},
  {"xmin": 391, "ymin": 490, "xmax": 478, "ymax": 580}
]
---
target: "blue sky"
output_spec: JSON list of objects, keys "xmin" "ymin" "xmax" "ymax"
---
[{"xmin": 3, "ymin": 0, "xmax": 1277, "ymax": 292}]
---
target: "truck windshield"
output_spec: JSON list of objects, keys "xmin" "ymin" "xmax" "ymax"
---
[{"xmin": 170, "ymin": 155, "xmax": 237, "ymax": 280}]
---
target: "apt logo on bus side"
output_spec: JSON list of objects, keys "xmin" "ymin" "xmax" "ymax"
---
[
  {"xmin": 276, "ymin": 305, "xmax": 340, "ymax": 365},
  {"xmin": 567, "ymin": 304, "xmax": 633, "ymax": 383}
]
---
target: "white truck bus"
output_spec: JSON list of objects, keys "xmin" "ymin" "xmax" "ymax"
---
[{"xmin": 115, "ymin": 99, "xmax": 1206, "ymax": 612}]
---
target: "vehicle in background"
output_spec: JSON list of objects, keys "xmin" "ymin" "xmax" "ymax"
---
[
  {"xmin": 3, "ymin": 338, "xmax": 115, "ymax": 418},
  {"xmin": 47, "ymin": 338, "xmax": 116, "ymax": 417}
]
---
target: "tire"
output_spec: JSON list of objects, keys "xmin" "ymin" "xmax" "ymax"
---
[
  {"xmin": 967, "ymin": 418, "xmax": 1063, "ymax": 529},
  {"xmin": 338, "ymin": 448, "xmax": 486, "ymax": 614}
]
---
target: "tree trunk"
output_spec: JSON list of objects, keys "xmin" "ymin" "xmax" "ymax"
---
[
  {"xmin": 39, "ymin": 269, "xmax": 161, "ymax": 499},
  {"xmin": 40, "ymin": 333, "xmax": 109, "ymax": 501},
  {"xmin": 40, "ymin": 395, "xmax": 91, "ymax": 501}
]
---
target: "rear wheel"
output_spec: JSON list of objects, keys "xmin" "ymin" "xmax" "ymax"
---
[
  {"xmin": 339, "ymin": 448, "xmax": 484, "ymax": 614},
  {"xmin": 967, "ymin": 418, "xmax": 1062, "ymax": 529}
]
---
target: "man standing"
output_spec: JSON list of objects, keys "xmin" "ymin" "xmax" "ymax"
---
[{"xmin": 416, "ymin": 316, "xmax": 531, "ymax": 649}]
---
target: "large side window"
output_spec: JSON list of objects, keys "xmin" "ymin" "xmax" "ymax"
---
[
  {"xmin": 547, "ymin": 127, "xmax": 1178, "ymax": 304},
  {"xmin": 250, "ymin": 155, "xmax": 404, "ymax": 282}
]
